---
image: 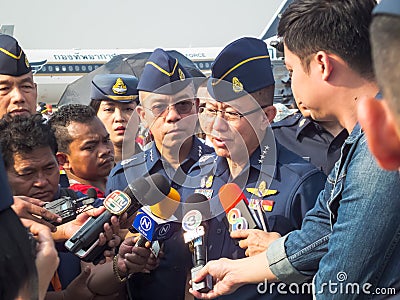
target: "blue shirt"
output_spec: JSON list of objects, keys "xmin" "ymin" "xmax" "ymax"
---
[
  {"xmin": 267, "ymin": 123, "xmax": 400, "ymax": 299},
  {"xmin": 106, "ymin": 137, "xmax": 213, "ymax": 300},
  {"xmin": 272, "ymin": 113, "xmax": 348, "ymax": 176},
  {"xmin": 184, "ymin": 136, "xmax": 327, "ymax": 299}
]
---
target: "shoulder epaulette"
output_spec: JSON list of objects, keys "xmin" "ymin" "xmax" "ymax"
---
[{"xmin": 271, "ymin": 113, "xmax": 301, "ymax": 128}]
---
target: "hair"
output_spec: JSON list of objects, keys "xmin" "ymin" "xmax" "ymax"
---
[
  {"xmin": 278, "ymin": 0, "xmax": 376, "ymax": 80},
  {"xmin": 0, "ymin": 114, "xmax": 57, "ymax": 169},
  {"xmin": 250, "ymin": 85, "xmax": 275, "ymax": 107},
  {"xmin": 370, "ymin": 14, "xmax": 400, "ymax": 131},
  {"xmin": 89, "ymin": 99, "xmax": 101, "ymax": 114},
  {"xmin": 48, "ymin": 104, "xmax": 96, "ymax": 154}
]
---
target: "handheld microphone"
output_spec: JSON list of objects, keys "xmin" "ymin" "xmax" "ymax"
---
[
  {"xmin": 218, "ymin": 183, "xmax": 269, "ymax": 232},
  {"xmin": 44, "ymin": 188, "xmax": 97, "ymax": 225},
  {"xmin": 65, "ymin": 173, "xmax": 170, "ymax": 263},
  {"xmin": 182, "ymin": 193, "xmax": 213, "ymax": 293},
  {"xmin": 133, "ymin": 187, "xmax": 181, "ymax": 252}
]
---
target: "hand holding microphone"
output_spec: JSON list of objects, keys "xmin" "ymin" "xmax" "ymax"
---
[{"xmin": 65, "ymin": 173, "xmax": 171, "ymax": 264}]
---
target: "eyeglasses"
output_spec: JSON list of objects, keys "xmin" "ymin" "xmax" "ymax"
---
[
  {"xmin": 198, "ymin": 104, "xmax": 269, "ymax": 123},
  {"xmin": 144, "ymin": 100, "xmax": 195, "ymax": 117}
]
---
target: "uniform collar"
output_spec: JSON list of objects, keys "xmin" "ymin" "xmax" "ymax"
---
[
  {"xmin": 214, "ymin": 133, "xmax": 277, "ymax": 179},
  {"xmin": 145, "ymin": 136, "xmax": 210, "ymax": 172},
  {"xmin": 295, "ymin": 116, "xmax": 315, "ymax": 139}
]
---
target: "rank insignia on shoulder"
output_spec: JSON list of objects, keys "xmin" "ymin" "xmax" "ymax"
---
[
  {"xmin": 246, "ymin": 181, "xmax": 278, "ymax": 197},
  {"xmin": 299, "ymin": 118, "xmax": 307, "ymax": 127},
  {"xmin": 199, "ymin": 154, "xmax": 214, "ymax": 163},
  {"xmin": 194, "ymin": 189, "xmax": 213, "ymax": 200},
  {"xmin": 121, "ymin": 157, "xmax": 136, "ymax": 166}
]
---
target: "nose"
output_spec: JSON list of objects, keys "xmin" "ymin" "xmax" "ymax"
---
[
  {"xmin": 164, "ymin": 105, "xmax": 182, "ymax": 122},
  {"xmin": 114, "ymin": 108, "xmax": 126, "ymax": 123},
  {"xmin": 212, "ymin": 113, "xmax": 229, "ymax": 133},
  {"xmin": 33, "ymin": 172, "xmax": 48, "ymax": 188},
  {"xmin": 10, "ymin": 87, "xmax": 26, "ymax": 104},
  {"xmin": 99, "ymin": 141, "xmax": 113, "ymax": 157}
]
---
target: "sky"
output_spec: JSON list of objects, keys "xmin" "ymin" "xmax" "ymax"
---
[{"xmin": 0, "ymin": 0, "xmax": 283, "ymax": 50}]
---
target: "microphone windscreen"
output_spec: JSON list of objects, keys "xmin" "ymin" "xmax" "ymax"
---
[
  {"xmin": 183, "ymin": 193, "xmax": 210, "ymax": 218},
  {"xmin": 218, "ymin": 183, "xmax": 247, "ymax": 213},
  {"xmin": 126, "ymin": 174, "xmax": 170, "ymax": 206},
  {"xmin": 150, "ymin": 187, "xmax": 181, "ymax": 219}
]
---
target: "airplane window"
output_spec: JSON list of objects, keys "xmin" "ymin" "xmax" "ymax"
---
[
  {"xmin": 199, "ymin": 63, "xmax": 204, "ymax": 68},
  {"xmin": 62, "ymin": 66, "xmax": 67, "ymax": 72},
  {"xmin": 94, "ymin": 65, "xmax": 99, "ymax": 69},
  {"xmin": 42, "ymin": 66, "xmax": 47, "ymax": 72},
  {"xmin": 68, "ymin": 66, "xmax": 73, "ymax": 71},
  {"xmin": 75, "ymin": 66, "xmax": 80, "ymax": 71},
  {"xmin": 88, "ymin": 65, "xmax": 93, "ymax": 71},
  {"xmin": 48, "ymin": 66, "xmax": 53, "ymax": 72},
  {"xmin": 55, "ymin": 66, "xmax": 60, "ymax": 72},
  {"xmin": 82, "ymin": 66, "xmax": 87, "ymax": 71}
]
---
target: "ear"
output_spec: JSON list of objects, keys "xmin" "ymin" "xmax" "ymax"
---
[
  {"xmin": 358, "ymin": 96, "xmax": 400, "ymax": 170},
  {"xmin": 136, "ymin": 105, "xmax": 148, "ymax": 127},
  {"xmin": 315, "ymin": 51, "xmax": 333, "ymax": 81},
  {"xmin": 56, "ymin": 152, "xmax": 71, "ymax": 171},
  {"xmin": 263, "ymin": 105, "xmax": 277, "ymax": 123}
]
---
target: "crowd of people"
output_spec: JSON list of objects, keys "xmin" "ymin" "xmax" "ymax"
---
[{"xmin": 0, "ymin": 0, "xmax": 399, "ymax": 299}]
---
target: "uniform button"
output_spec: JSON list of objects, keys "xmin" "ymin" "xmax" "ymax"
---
[{"xmin": 216, "ymin": 228, "xmax": 222, "ymax": 234}]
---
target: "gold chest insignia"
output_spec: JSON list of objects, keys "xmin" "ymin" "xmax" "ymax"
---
[{"xmin": 246, "ymin": 181, "xmax": 278, "ymax": 198}]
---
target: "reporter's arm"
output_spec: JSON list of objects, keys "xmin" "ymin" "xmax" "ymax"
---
[
  {"xmin": 190, "ymin": 252, "xmax": 277, "ymax": 299},
  {"xmin": 51, "ymin": 206, "xmax": 106, "ymax": 242}
]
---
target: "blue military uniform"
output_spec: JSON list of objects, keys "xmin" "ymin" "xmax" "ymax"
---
[
  {"xmin": 106, "ymin": 48, "xmax": 213, "ymax": 300},
  {"xmin": 184, "ymin": 37, "xmax": 327, "ymax": 299},
  {"xmin": 184, "ymin": 137, "xmax": 326, "ymax": 299},
  {"xmin": 106, "ymin": 137, "xmax": 213, "ymax": 299},
  {"xmin": 272, "ymin": 113, "xmax": 348, "ymax": 175}
]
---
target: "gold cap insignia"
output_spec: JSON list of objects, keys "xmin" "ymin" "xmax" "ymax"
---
[
  {"xmin": 246, "ymin": 181, "xmax": 278, "ymax": 198},
  {"xmin": 112, "ymin": 78, "xmax": 128, "ymax": 95},
  {"xmin": 178, "ymin": 68, "xmax": 185, "ymax": 81},
  {"xmin": 25, "ymin": 56, "xmax": 30, "ymax": 68},
  {"xmin": 232, "ymin": 77, "xmax": 243, "ymax": 93}
]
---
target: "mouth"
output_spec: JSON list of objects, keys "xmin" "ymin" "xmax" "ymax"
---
[
  {"xmin": 10, "ymin": 108, "xmax": 30, "ymax": 116},
  {"xmin": 114, "ymin": 126, "xmax": 126, "ymax": 134},
  {"xmin": 31, "ymin": 191, "xmax": 52, "ymax": 200},
  {"xmin": 211, "ymin": 136, "xmax": 230, "ymax": 148},
  {"xmin": 100, "ymin": 156, "xmax": 114, "ymax": 166}
]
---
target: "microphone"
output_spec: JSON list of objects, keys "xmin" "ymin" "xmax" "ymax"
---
[
  {"xmin": 65, "ymin": 173, "xmax": 170, "ymax": 263},
  {"xmin": 218, "ymin": 183, "xmax": 269, "ymax": 232},
  {"xmin": 182, "ymin": 193, "xmax": 213, "ymax": 293},
  {"xmin": 133, "ymin": 187, "xmax": 181, "ymax": 253}
]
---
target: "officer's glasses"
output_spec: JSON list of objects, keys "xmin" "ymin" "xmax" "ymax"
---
[
  {"xmin": 144, "ymin": 100, "xmax": 195, "ymax": 117},
  {"xmin": 198, "ymin": 104, "xmax": 269, "ymax": 123}
]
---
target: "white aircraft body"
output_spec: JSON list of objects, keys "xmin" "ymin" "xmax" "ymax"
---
[{"xmin": 25, "ymin": 45, "xmax": 280, "ymax": 104}]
